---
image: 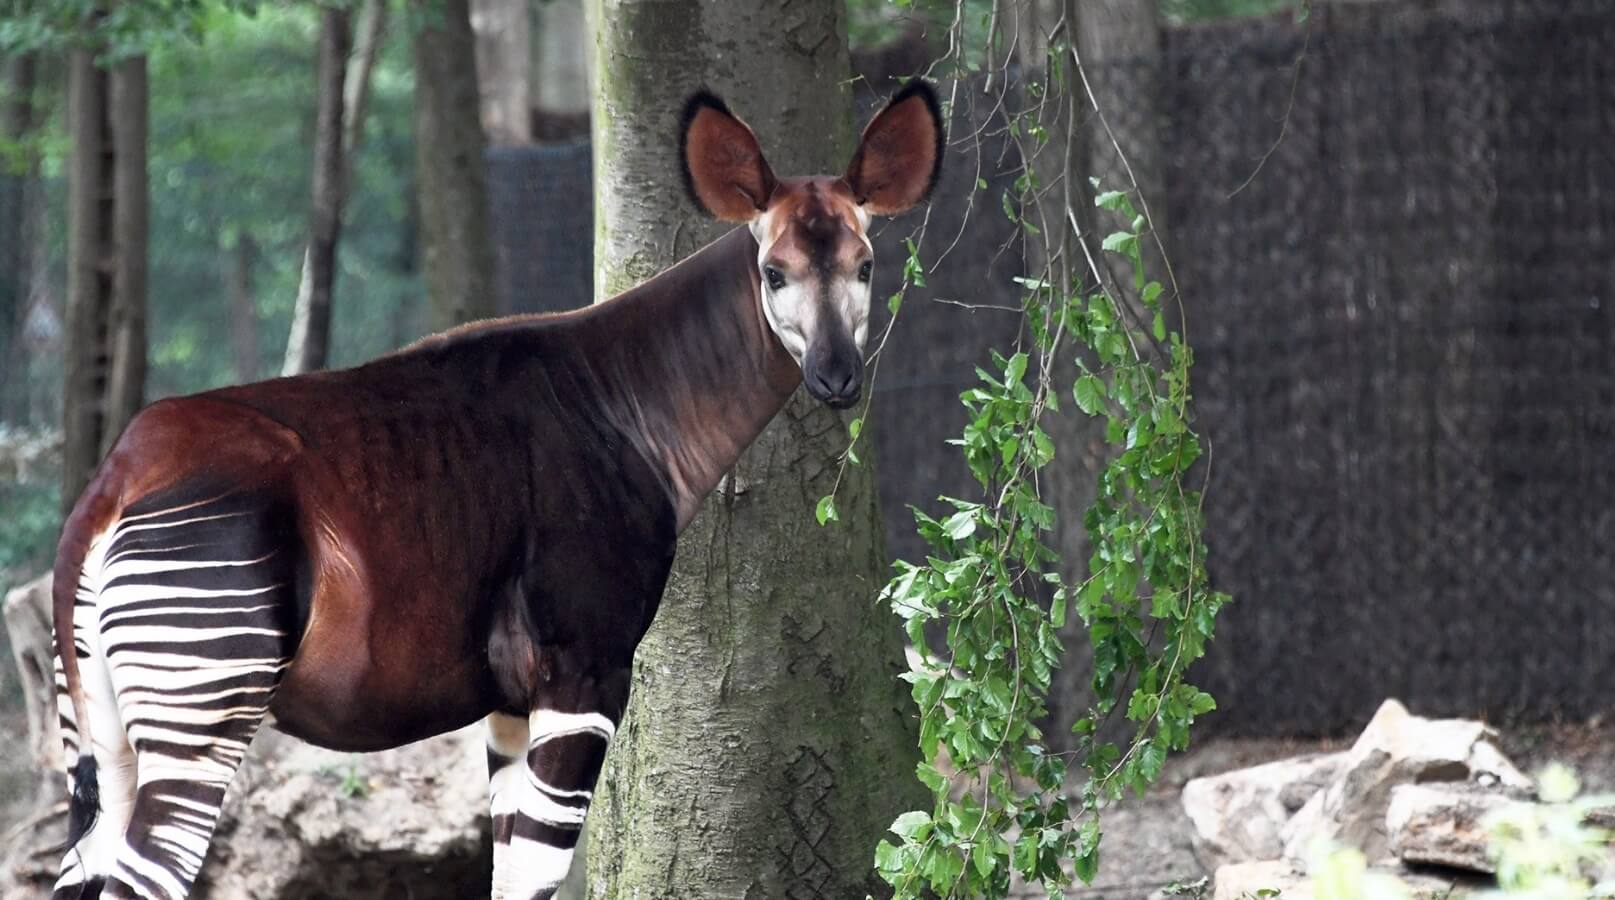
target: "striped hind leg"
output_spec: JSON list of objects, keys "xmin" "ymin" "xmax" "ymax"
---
[
  {"xmin": 57, "ymin": 489, "xmax": 298, "ymax": 900},
  {"xmin": 488, "ymin": 669, "xmax": 627, "ymax": 900}
]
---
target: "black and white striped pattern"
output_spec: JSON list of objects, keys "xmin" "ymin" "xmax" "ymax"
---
[
  {"xmin": 486, "ymin": 709, "xmax": 615, "ymax": 900},
  {"xmin": 55, "ymin": 490, "xmax": 294, "ymax": 900}
]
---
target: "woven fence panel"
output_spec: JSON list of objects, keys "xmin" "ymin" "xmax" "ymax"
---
[
  {"xmin": 1166, "ymin": 0, "xmax": 1615, "ymax": 734},
  {"xmin": 486, "ymin": 140, "xmax": 594, "ymax": 315}
]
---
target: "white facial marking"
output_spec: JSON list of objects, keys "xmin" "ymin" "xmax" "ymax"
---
[{"xmin": 750, "ymin": 206, "xmax": 875, "ymax": 365}]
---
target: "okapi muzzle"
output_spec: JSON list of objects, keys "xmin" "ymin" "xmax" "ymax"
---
[{"xmin": 681, "ymin": 80, "xmax": 945, "ymax": 411}]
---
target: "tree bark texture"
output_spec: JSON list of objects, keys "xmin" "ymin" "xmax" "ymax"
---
[
  {"xmin": 63, "ymin": 47, "xmax": 112, "ymax": 511},
  {"xmin": 283, "ymin": 7, "xmax": 353, "ymax": 376},
  {"xmin": 63, "ymin": 44, "xmax": 149, "ymax": 511},
  {"xmin": 102, "ymin": 56, "xmax": 147, "ymax": 455},
  {"xmin": 470, "ymin": 0, "xmax": 532, "ymax": 146},
  {"xmin": 584, "ymin": 2, "xmax": 922, "ymax": 897},
  {"xmin": 412, "ymin": 0, "xmax": 497, "ymax": 332}
]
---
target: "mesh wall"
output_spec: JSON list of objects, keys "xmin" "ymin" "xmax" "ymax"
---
[
  {"xmin": 486, "ymin": 140, "xmax": 594, "ymax": 315},
  {"xmin": 1159, "ymin": 0, "xmax": 1615, "ymax": 733}
]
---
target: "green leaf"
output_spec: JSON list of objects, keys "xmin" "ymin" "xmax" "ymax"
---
[
  {"xmin": 942, "ymin": 508, "xmax": 977, "ymax": 541},
  {"xmin": 890, "ymin": 810, "xmax": 933, "ymax": 842},
  {"xmin": 1075, "ymin": 375, "xmax": 1105, "ymax": 416},
  {"xmin": 887, "ymin": 291, "xmax": 903, "ymax": 315},
  {"xmin": 1153, "ymin": 309, "xmax": 1167, "ymax": 341},
  {"xmin": 1101, "ymin": 231, "xmax": 1137, "ymax": 256},
  {"xmin": 848, "ymin": 417, "xmax": 863, "ymax": 440},
  {"xmin": 815, "ymin": 495, "xmax": 838, "ymax": 526},
  {"xmin": 1095, "ymin": 189, "xmax": 1128, "ymax": 211}
]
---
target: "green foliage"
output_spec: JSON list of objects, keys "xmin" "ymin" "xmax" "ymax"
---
[
  {"xmin": 10, "ymin": 3, "xmax": 424, "ymax": 404},
  {"xmin": 859, "ymin": 182, "xmax": 1224, "ymax": 898},
  {"xmin": 0, "ymin": 0, "xmax": 265, "ymax": 57},
  {"xmin": 819, "ymin": 5, "xmax": 1233, "ymax": 897},
  {"xmin": 1486, "ymin": 765, "xmax": 1615, "ymax": 898},
  {"xmin": 0, "ymin": 478, "xmax": 60, "ymax": 584}
]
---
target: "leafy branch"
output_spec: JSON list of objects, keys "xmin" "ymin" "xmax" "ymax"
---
[{"xmin": 819, "ymin": 4, "xmax": 1231, "ymax": 898}]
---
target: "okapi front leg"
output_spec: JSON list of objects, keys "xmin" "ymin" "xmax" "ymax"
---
[{"xmin": 491, "ymin": 672, "xmax": 626, "ymax": 900}]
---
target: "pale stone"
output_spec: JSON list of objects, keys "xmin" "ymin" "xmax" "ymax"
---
[
  {"xmin": 1182, "ymin": 752, "xmax": 1348, "ymax": 869},
  {"xmin": 1385, "ymin": 784, "xmax": 1521, "ymax": 873},
  {"xmin": 1212, "ymin": 859, "xmax": 1483, "ymax": 900},
  {"xmin": 1281, "ymin": 699, "xmax": 1531, "ymax": 863}
]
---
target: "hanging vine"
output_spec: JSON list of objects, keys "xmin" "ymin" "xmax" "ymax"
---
[{"xmin": 822, "ymin": 2, "xmax": 1232, "ymax": 896}]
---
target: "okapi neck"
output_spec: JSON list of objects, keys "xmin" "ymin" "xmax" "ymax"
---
[{"xmin": 586, "ymin": 226, "xmax": 801, "ymax": 532}]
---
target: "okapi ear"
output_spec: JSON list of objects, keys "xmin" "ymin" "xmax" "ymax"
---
[
  {"xmin": 844, "ymin": 80, "xmax": 945, "ymax": 217},
  {"xmin": 679, "ymin": 90, "xmax": 778, "ymax": 223}
]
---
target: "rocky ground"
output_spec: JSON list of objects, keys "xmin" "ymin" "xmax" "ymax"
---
[
  {"xmin": 4, "ymin": 691, "xmax": 1612, "ymax": 899},
  {"xmin": 1030, "ymin": 709, "xmax": 1615, "ymax": 900}
]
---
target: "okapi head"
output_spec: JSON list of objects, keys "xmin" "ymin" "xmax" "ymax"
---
[{"xmin": 680, "ymin": 82, "xmax": 944, "ymax": 409}]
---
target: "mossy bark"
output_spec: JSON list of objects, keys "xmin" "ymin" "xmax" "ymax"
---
[{"xmin": 583, "ymin": 1, "xmax": 923, "ymax": 896}]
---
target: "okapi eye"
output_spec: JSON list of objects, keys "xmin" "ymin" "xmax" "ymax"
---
[
  {"xmin": 858, "ymin": 261, "xmax": 873, "ymax": 283},
  {"xmin": 765, "ymin": 266, "xmax": 786, "ymax": 290}
]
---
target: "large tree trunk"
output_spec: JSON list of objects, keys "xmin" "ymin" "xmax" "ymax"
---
[
  {"xmin": 584, "ymin": 2, "xmax": 922, "ymax": 897},
  {"xmin": 412, "ymin": 0, "xmax": 497, "ymax": 331},
  {"xmin": 63, "ymin": 43, "xmax": 148, "ymax": 511},
  {"xmin": 102, "ymin": 56, "xmax": 146, "ymax": 455},
  {"xmin": 63, "ymin": 46, "xmax": 110, "ymax": 510},
  {"xmin": 470, "ymin": 0, "xmax": 532, "ymax": 147}
]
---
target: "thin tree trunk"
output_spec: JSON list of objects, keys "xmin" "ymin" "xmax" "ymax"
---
[
  {"xmin": 471, "ymin": 0, "xmax": 532, "ymax": 147},
  {"xmin": 62, "ymin": 46, "xmax": 111, "ymax": 512},
  {"xmin": 584, "ymin": 1, "xmax": 922, "ymax": 896},
  {"xmin": 283, "ymin": 8, "xmax": 353, "ymax": 376},
  {"xmin": 412, "ymin": 0, "xmax": 497, "ymax": 331},
  {"xmin": 229, "ymin": 233, "xmax": 259, "ymax": 384},
  {"xmin": 532, "ymin": 0, "xmax": 589, "ymax": 140},
  {"xmin": 1, "ymin": 53, "xmax": 40, "ymax": 423},
  {"xmin": 102, "ymin": 55, "xmax": 147, "ymax": 455},
  {"xmin": 343, "ymin": 0, "xmax": 388, "ymax": 160}
]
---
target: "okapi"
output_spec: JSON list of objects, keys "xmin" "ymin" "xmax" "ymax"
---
[{"xmin": 50, "ymin": 83, "xmax": 944, "ymax": 900}]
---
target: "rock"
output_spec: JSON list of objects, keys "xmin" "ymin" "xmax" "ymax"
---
[
  {"xmin": 1281, "ymin": 700, "xmax": 1531, "ymax": 863},
  {"xmin": 1385, "ymin": 784, "xmax": 1521, "ymax": 873},
  {"xmin": 1182, "ymin": 752, "xmax": 1348, "ymax": 869},
  {"xmin": 196, "ymin": 726, "xmax": 492, "ymax": 899},
  {"xmin": 1, "ymin": 725, "xmax": 493, "ymax": 900},
  {"xmin": 1211, "ymin": 859, "xmax": 1483, "ymax": 900}
]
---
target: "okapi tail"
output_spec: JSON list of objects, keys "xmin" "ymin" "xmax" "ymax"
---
[
  {"xmin": 52, "ymin": 485, "xmax": 113, "ymax": 854},
  {"xmin": 66, "ymin": 755, "xmax": 101, "ymax": 848}
]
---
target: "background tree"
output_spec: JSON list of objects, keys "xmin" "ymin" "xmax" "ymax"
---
[
  {"xmin": 282, "ymin": 0, "xmax": 388, "ymax": 376},
  {"xmin": 583, "ymin": 0, "xmax": 923, "ymax": 895},
  {"xmin": 62, "ymin": 40, "xmax": 147, "ymax": 512},
  {"xmin": 470, "ymin": 0, "xmax": 531, "ymax": 147},
  {"xmin": 1, "ymin": 53, "xmax": 43, "ymax": 423},
  {"xmin": 411, "ymin": 0, "xmax": 496, "ymax": 330}
]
